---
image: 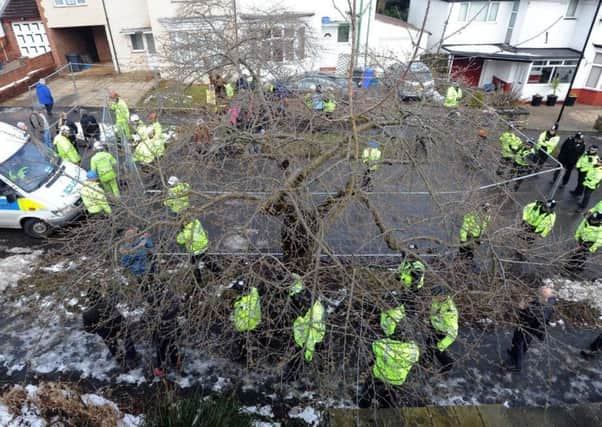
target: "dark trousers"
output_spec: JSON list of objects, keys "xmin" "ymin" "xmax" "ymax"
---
[
  {"xmin": 83, "ymin": 310, "xmax": 138, "ymax": 361},
  {"xmin": 553, "ymin": 164, "xmax": 575, "ymax": 186},
  {"xmin": 425, "ymin": 332, "xmax": 454, "ymax": 372},
  {"xmin": 509, "ymin": 328, "xmax": 533, "ymax": 370},
  {"xmin": 589, "ymin": 334, "xmax": 602, "ymax": 352},
  {"xmin": 155, "ymin": 334, "xmax": 180, "ymax": 368},
  {"xmin": 44, "ymin": 103, "xmax": 53, "ymax": 115},
  {"xmin": 573, "ymin": 171, "xmax": 587, "ymax": 195},
  {"xmin": 362, "ymin": 169, "xmax": 373, "ymax": 189},
  {"xmin": 579, "ymin": 187, "xmax": 595, "ymax": 209}
]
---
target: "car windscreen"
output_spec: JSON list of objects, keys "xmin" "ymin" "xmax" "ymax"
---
[{"xmin": 0, "ymin": 142, "xmax": 58, "ymax": 193}]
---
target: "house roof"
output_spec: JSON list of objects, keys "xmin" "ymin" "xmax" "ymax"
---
[
  {"xmin": 374, "ymin": 13, "xmax": 429, "ymax": 34},
  {"xmin": 443, "ymin": 44, "xmax": 580, "ymax": 62},
  {"xmin": 1, "ymin": 0, "xmax": 39, "ymax": 20}
]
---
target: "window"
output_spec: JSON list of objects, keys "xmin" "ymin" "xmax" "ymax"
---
[
  {"xmin": 527, "ymin": 59, "xmax": 577, "ymax": 84},
  {"xmin": 586, "ymin": 52, "xmax": 602, "ymax": 88},
  {"xmin": 457, "ymin": 2, "xmax": 499, "ymax": 23},
  {"xmin": 130, "ymin": 32, "xmax": 144, "ymax": 51},
  {"xmin": 337, "ymin": 24, "xmax": 350, "ymax": 43},
  {"xmin": 262, "ymin": 25, "xmax": 305, "ymax": 63},
  {"xmin": 12, "ymin": 21, "xmax": 50, "ymax": 58},
  {"xmin": 54, "ymin": 0, "xmax": 87, "ymax": 6},
  {"xmin": 565, "ymin": 0, "xmax": 579, "ymax": 18}
]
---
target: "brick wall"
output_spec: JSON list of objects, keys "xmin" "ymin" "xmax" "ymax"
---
[
  {"xmin": 0, "ymin": 51, "xmax": 55, "ymax": 102},
  {"xmin": 92, "ymin": 26, "xmax": 111, "ymax": 63}
]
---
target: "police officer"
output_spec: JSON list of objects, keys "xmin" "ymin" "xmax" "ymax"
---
[
  {"xmin": 130, "ymin": 114, "xmax": 146, "ymax": 141},
  {"xmin": 522, "ymin": 199, "xmax": 556, "ymax": 239},
  {"xmin": 80, "ymin": 108, "xmax": 100, "ymax": 142},
  {"xmin": 109, "ymin": 91, "xmax": 131, "ymax": 140},
  {"xmin": 459, "ymin": 203, "xmax": 491, "ymax": 259},
  {"xmin": 506, "ymin": 286, "xmax": 555, "ymax": 372},
  {"xmin": 498, "ymin": 127, "xmax": 522, "ymax": 175},
  {"xmin": 532, "ymin": 124, "xmax": 560, "ymax": 166},
  {"xmin": 164, "ymin": 176, "xmax": 191, "ymax": 215},
  {"xmin": 553, "ymin": 132, "xmax": 585, "ymax": 187},
  {"xmin": 149, "ymin": 290, "xmax": 182, "ymax": 377},
  {"xmin": 290, "ymin": 277, "xmax": 326, "ymax": 363},
  {"xmin": 569, "ymin": 211, "xmax": 602, "ymax": 271},
  {"xmin": 53, "ymin": 125, "xmax": 81, "ymax": 164},
  {"xmin": 362, "ymin": 140, "xmax": 382, "ymax": 189},
  {"xmin": 572, "ymin": 145, "xmax": 599, "ymax": 197},
  {"xmin": 443, "ymin": 82, "xmax": 462, "ymax": 108},
  {"xmin": 577, "ymin": 159, "xmax": 602, "ymax": 212},
  {"xmin": 176, "ymin": 217, "xmax": 209, "ymax": 284},
  {"xmin": 90, "ymin": 142, "xmax": 119, "ymax": 197},
  {"xmin": 398, "ymin": 245, "xmax": 425, "ymax": 290},
  {"xmin": 426, "ymin": 285, "xmax": 458, "ymax": 373},
  {"xmin": 82, "ymin": 288, "xmax": 138, "ymax": 368},
  {"xmin": 80, "ymin": 171, "xmax": 111, "ymax": 216},
  {"xmin": 232, "ymin": 285, "xmax": 261, "ymax": 333}
]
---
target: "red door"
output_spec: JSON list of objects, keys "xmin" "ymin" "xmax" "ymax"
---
[{"xmin": 451, "ymin": 57, "xmax": 484, "ymax": 87}]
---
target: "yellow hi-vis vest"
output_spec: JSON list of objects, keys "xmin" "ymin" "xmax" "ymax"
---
[
  {"xmin": 372, "ymin": 339, "xmax": 419, "ymax": 385},
  {"xmin": 80, "ymin": 181, "xmax": 111, "ymax": 215},
  {"xmin": 176, "ymin": 219, "xmax": 209, "ymax": 255},
  {"xmin": 232, "ymin": 287, "xmax": 261, "ymax": 332},
  {"xmin": 293, "ymin": 300, "xmax": 326, "ymax": 362}
]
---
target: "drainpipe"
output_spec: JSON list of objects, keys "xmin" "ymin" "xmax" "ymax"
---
[
  {"xmin": 356, "ymin": 0, "xmax": 364, "ymax": 66},
  {"xmin": 556, "ymin": 0, "xmax": 602, "ymax": 125},
  {"xmin": 362, "ymin": 0, "xmax": 373, "ymax": 69},
  {"xmin": 101, "ymin": 0, "xmax": 121, "ymax": 74}
]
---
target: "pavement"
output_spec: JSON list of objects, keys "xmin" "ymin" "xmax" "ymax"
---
[
  {"xmin": 1, "ymin": 69, "xmax": 156, "ymax": 110},
  {"xmin": 524, "ymin": 103, "xmax": 602, "ymax": 133}
]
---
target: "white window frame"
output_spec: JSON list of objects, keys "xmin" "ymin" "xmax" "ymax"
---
[
  {"xmin": 585, "ymin": 52, "xmax": 602, "ymax": 89},
  {"xmin": 262, "ymin": 25, "xmax": 306, "ymax": 63},
  {"xmin": 527, "ymin": 59, "xmax": 578, "ymax": 85},
  {"xmin": 565, "ymin": 0, "xmax": 579, "ymax": 19},
  {"xmin": 54, "ymin": 0, "xmax": 87, "ymax": 7},
  {"xmin": 457, "ymin": 2, "xmax": 500, "ymax": 23}
]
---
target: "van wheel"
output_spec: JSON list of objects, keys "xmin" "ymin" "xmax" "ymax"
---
[{"xmin": 23, "ymin": 218, "xmax": 52, "ymax": 238}]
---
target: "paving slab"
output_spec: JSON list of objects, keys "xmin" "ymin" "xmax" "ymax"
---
[
  {"xmin": 1, "ymin": 72, "xmax": 156, "ymax": 109},
  {"xmin": 524, "ymin": 103, "xmax": 602, "ymax": 132}
]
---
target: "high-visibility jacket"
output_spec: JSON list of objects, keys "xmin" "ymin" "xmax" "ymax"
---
[
  {"xmin": 500, "ymin": 132, "xmax": 522, "ymax": 159},
  {"xmin": 225, "ymin": 83, "xmax": 235, "ymax": 98},
  {"xmin": 110, "ymin": 99, "xmax": 130, "ymax": 138},
  {"xmin": 53, "ymin": 134, "xmax": 80, "ymax": 164},
  {"xmin": 522, "ymin": 202, "xmax": 556, "ymax": 238},
  {"xmin": 514, "ymin": 145, "xmax": 531, "ymax": 167},
  {"xmin": 90, "ymin": 151, "xmax": 117, "ymax": 182},
  {"xmin": 164, "ymin": 182, "xmax": 191, "ymax": 214},
  {"xmin": 380, "ymin": 305, "xmax": 406, "ymax": 336},
  {"xmin": 372, "ymin": 339, "xmax": 419, "ymax": 386},
  {"xmin": 176, "ymin": 219, "xmax": 209, "ymax": 255},
  {"xmin": 324, "ymin": 98, "xmax": 336, "ymax": 113},
  {"xmin": 149, "ymin": 134, "xmax": 166, "ymax": 158},
  {"xmin": 575, "ymin": 218, "xmax": 602, "ymax": 253},
  {"xmin": 576, "ymin": 153, "xmax": 600, "ymax": 173},
  {"xmin": 583, "ymin": 164, "xmax": 602, "ymax": 190},
  {"xmin": 134, "ymin": 122, "xmax": 147, "ymax": 140},
  {"xmin": 430, "ymin": 296, "xmax": 458, "ymax": 352},
  {"xmin": 232, "ymin": 287, "xmax": 261, "ymax": 332},
  {"xmin": 534, "ymin": 131, "xmax": 560, "ymax": 155},
  {"xmin": 460, "ymin": 212, "xmax": 490, "ymax": 243},
  {"xmin": 443, "ymin": 86, "xmax": 462, "ymax": 108},
  {"xmin": 133, "ymin": 139, "xmax": 155, "ymax": 164},
  {"xmin": 152, "ymin": 122, "xmax": 163, "ymax": 140},
  {"xmin": 80, "ymin": 181, "xmax": 111, "ymax": 215},
  {"xmin": 362, "ymin": 147, "xmax": 382, "ymax": 171},
  {"xmin": 398, "ymin": 259, "xmax": 425, "ymax": 289},
  {"xmin": 293, "ymin": 300, "xmax": 326, "ymax": 362}
]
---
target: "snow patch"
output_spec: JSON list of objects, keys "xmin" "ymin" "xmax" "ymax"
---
[
  {"xmin": 545, "ymin": 277, "xmax": 602, "ymax": 313},
  {"xmin": 242, "ymin": 405, "xmax": 274, "ymax": 418},
  {"xmin": 0, "ymin": 250, "xmax": 42, "ymax": 291}
]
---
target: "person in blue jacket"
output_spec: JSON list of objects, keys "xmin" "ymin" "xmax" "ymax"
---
[
  {"xmin": 119, "ymin": 227, "xmax": 155, "ymax": 283},
  {"xmin": 35, "ymin": 78, "xmax": 54, "ymax": 116}
]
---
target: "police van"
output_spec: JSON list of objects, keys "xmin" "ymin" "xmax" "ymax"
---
[{"xmin": 0, "ymin": 121, "xmax": 84, "ymax": 238}]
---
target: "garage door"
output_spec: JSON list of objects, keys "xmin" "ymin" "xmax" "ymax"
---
[{"xmin": 12, "ymin": 21, "xmax": 51, "ymax": 58}]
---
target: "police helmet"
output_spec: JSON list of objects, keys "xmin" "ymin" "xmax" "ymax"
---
[
  {"xmin": 93, "ymin": 141, "xmax": 105, "ymax": 151},
  {"xmin": 86, "ymin": 170, "xmax": 99, "ymax": 180},
  {"xmin": 167, "ymin": 176, "xmax": 179, "ymax": 186},
  {"xmin": 367, "ymin": 140, "xmax": 380, "ymax": 149},
  {"xmin": 60, "ymin": 125, "xmax": 71, "ymax": 135},
  {"xmin": 431, "ymin": 284, "xmax": 448, "ymax": 296},
  {"xmin": 588, "ymin": 145, "xmax": 598, "ymax": 154},
  {"xmin": 589, "ymin": 212, "xmax": 602, "ymax": 224},
  {"xmin": 130, "ymin": 114, "xmax": 140, "ymax": 123},
  {"xmin": 575, "ymin": 132, "xmax": 584, "ymax": 141},
  {"xmin": 545, "ymin": 199, "xmax": 557, "ymax": 210}
]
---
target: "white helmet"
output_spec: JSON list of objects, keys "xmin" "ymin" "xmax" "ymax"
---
[
  {"xmin": 60, "ymin": 125, "xmax": 70, "ymax": 135},
  {"xmin": 130, "ymin": 114, "xmax": 140, "ymax": 123},
  {"xmin": 93, "ymin": 141, "xmax": 105, "ymax": 151},
  {"xmin": 168, "ymin": 176, "xmax": 179, "ymax": 186}
]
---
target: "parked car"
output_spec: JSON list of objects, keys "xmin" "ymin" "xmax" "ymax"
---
[
  {"xmin": 383, "ymin": 61, "xmax": 437, "ymax": 101},
  {"xmin": 0, "ymin": 122, "xmax": 84, "ymax": 238},
  {"xmin": 282, "ymin": 72, "xmax": 360, "ymax": 99}
]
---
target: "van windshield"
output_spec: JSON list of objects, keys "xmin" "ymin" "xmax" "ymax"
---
[{"xmin": 0, "ymin": 142, "xmax": 58, "ymax": 193}]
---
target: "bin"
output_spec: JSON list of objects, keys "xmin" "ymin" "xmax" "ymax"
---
[{"xmin": 65, "ymin": 53, "xmax": 82, "ymax": 72}]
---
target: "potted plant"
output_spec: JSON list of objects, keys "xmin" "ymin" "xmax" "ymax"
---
[
  {"xmin": 531, "ymin": 93, "xmax": 543, "ymax": 106},
  {"xmin": 546, "ymin": 76, "xmax": 561, "ymax": 106},
  {"xmin": 565, "ymin": 91, "xmax": 578, "ymax": 107}
]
